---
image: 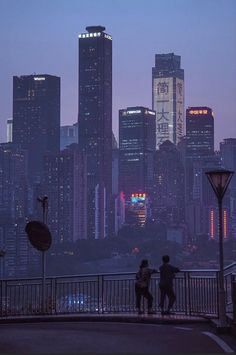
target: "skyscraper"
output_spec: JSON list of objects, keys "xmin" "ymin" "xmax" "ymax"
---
[
  {"xmin": 119, "ymin": 107, "xmax": 156, "ymax": 198},
  {"xmin": 12, "ymin": 74, "xmax": 60, "ymax": 182},
  {"xmin": 185, "ymin": 107, "xmax": 214, "ymax": 203},
  {"xmin": 152, "ymin": 53, "xmax": 184, "ymax": 148},
  {"xmin": 186, "ymin": 107, "xmax": 214, "ymax": 159},
  {"xmin": 185, "ymin": 107, "xmax": 220, "ymax": 240},
  {"xmin": 78, "ymin": 26, "xmax": 112, "ymax": 239}
]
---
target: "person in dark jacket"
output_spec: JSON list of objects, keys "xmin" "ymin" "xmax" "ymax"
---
[
  {"xmin": 159, "ymin": 255, "xmax": 180, "ymax": 315},
  {"xmin": 135, "ymin": 259, "xmax": 157, "ymax": 315}
]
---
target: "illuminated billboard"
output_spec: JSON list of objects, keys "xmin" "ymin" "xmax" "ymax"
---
[
  {"xmin": 130, "ymin": 193, "xmax": 146, "ymax": 203},
  {"xmin": 153, "ymin": 76, "xmax": 184, "ymax": 148},
  {"xmin": 189, "ymin": 109, "xmax": 209, "ymax": 115},
  {"xmin": 176, "ymin": 77, "xmax": 184, "ymax": 143}
]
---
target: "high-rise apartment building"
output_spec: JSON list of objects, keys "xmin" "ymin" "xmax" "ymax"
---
[
  {"xmin": 152, "ymin": 140, "xmax": 185, "ymax": 226},
  {"xmin": 220, "ymin": 138, "xmax": 236, "ymax": 238},
  {"xmin": 119, "ymin": 107, "xmax": 156, "ymax": 198},
  {"xmin": 220, "ymin": 138, "xmax": 236, "ymax": 189},
  {"xmin": 0, "ymin": 143, "xmax": 32, "ymax": 278},
  {"xmin": 112, "ymin": 132, "xmax": 119, "ymax": 196},
  {"xmin": 152, "ymin": 53, "xmax": 184, "ymax": 148},
  {"xmin": 43, "ymin": 144, "xmax": 87, "ymax": 243},
  {"xmin": 13, "ymin": 74, "xmax": 60, "ymax": 182},
  {"xmin": 185, "ymin": 154, "xmax": 223, "ymax": 240},
  {"xmin": 0, "ymin": 143, "xmax": 28, "ymax": 219},
  {"xmin": 78, "ymin": 26, "xmax": 112, "ymax": 239}
]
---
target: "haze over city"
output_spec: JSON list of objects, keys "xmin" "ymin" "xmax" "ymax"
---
[
  {"xmin": 0, "ymin": 0, "xmax": 236, "ymax": 147},
  {"xmin": 1, "ymin": 1, "xmax": 236, "ymax": 353}
]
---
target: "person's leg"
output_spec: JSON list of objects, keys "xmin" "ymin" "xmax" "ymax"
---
[
  {"xmin": 159, "ymin": 286, "xmax": 166, "ymax": 313},
  {"xmin": 135, "ymin": 285, "xmax": 142, "ymax": 313},
  {"xmin": 142, "ymin": 288, "xmax": 154, "ymax": 313},
  {"xmin": 166, "ymin": 286, "xmax": 176, "ymax": 312},
  {"xmin": 147, "ymin": 291, "xmax": 154, "ymax": 311}
]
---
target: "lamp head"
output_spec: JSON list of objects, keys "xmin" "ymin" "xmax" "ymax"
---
[{"xmin": 205, "ymin": 169, "xmax": 234, "ymax": 201}]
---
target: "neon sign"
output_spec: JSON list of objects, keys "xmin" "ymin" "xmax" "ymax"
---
[
  {"xmin": 130, "ymin": 193, "xmax": 146, "ymax": 203},
  {"xmin": 127, "ymin": 110, "xmax": 142, "ymax": 115},
  {"xmin": 34, "ymin": 77, "xmax": 45, "ymax": 81},
  {"xmin": 189, "ymin": 109, "xmax": 208, "ymax": 115},
  {"xmin": 78, "ymin": 32, "xmax": 113, "ymax": 39}
]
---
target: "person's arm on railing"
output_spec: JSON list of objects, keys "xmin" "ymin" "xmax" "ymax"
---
[{"xmin": 150, "ymin": 268, "xmax": 158, "ymax": 274}]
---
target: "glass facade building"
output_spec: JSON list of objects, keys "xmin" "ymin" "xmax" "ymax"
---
[
  {"xmin": 119, "ymin": 107, "xmax": 156, "ymax": 199},
  {"xmin": 12, "ymin": 74, "xmax": 60, "ymax": 182},
  {"xmin": 78, "ymin": 26, "xmax": 112, "ymax": 239},
  {"xmin": 186, "ymin": 107, "xmax": 214, "ymax": 158}
]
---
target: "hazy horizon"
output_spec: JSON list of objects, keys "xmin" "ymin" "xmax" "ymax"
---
[{"xmin": 0, "ymin": 0, "xmax": 236, "ymax": 149}]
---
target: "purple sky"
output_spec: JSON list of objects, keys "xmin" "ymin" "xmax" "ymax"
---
[{"xmin": 0, "ymin": 0, "xmax": 236, "ymax": 149}]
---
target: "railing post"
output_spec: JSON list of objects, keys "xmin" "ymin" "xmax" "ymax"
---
[
  {"xmin": 231, "ymin": 274, "xmax": 236, "ymax": 323},
  {"xmin": 187, "ymin": 272, "xmax": 192, "ymax": 316},
  {"xmin": 184, "ymin": 272, "xmax": 188, "ymax": 315},
  {"xmin": 101, "ymin": 275, "xmax": 104, "ymax": 314},
  {"xmin": 216, "ymin": 271, "xmax": 220, "ymax": 318},
  {"xmin": 50, "ymin": 278, "xmax": 55, "ymax": 315},
  {"xmin": 97, "ymin": 275, "xmax": 100, "ymax": 314},
  {"xmin": 0, "ymin": 280, "xmax": 3, "ymax": 317},
  {"xmin": 4, "ymin": 280, "xmax": 8, "ymax": 316},
  {"xmin": 41, "ymin": 250, "xmax": 46, "ymax": 314},
  {"xmin": 97, "ymin": 275, "xmax": 104, "ymax": 314},
  {"xmin": 54, "ymin": 278, "xmax": 58, "ymax": 315}
]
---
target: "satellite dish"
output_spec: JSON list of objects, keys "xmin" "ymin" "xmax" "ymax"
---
[{"xmin": 25, "ymin": 221, "xmax": 52, "ymax": 252}]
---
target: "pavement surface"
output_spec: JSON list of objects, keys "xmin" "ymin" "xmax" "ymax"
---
[{"xmin": 0, "ymin": 321, "xmax": 236, "ymax": 354}]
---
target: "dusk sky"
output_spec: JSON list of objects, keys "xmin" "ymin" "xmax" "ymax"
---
[{"xmin": 0, "ymin": 0, "xmax": 235, "ymax": 149}]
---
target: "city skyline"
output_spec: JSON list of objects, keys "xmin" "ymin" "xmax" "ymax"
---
[{"xmin": 0, "ymin": 0, "xmax": 236, "ymax": 149}]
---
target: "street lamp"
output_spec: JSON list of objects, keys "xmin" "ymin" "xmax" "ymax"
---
[
  {"xmin": 205, "ymin": 169, "xmax": 234, "ymax": 328},
  {"xmin": 37, "ymin": 195, "xmax": 49, "ymax": 313},
  {"xmin": 0, "ymin": 249, "xmax": 6, "ymax": 279}
]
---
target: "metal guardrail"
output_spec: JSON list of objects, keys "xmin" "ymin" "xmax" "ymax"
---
[{"xmin": 1, "ymin": 264, "xmax": 236, "ymax": 318}]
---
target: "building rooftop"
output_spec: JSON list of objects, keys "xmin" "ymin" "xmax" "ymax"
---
[{"xmin": 86, "ymin": 25, "xmax": 105, "ymax": 33}]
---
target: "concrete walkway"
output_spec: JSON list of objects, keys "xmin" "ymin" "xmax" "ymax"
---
[{"xmin": 0, "ymin": 321, "xmax": 235, "ymax": 354}]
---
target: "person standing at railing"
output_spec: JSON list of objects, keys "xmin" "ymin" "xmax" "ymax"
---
[
  {"xmin": 135, "ymin": 259, "xmax": 158, "ymax": 315},
  {"xmin": 159, "ymin": 255, "xmax": 180, "ymax": 315}
]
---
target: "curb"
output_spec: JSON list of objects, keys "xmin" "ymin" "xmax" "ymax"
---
[{"xmin": 0, "ymin": 314, "xmax": 209, "ymax": 326}]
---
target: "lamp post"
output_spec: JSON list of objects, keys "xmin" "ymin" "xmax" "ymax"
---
[
  {"xmin": 205, "ymin": 169, "xmax": 234, "ymax": 328},
  {"xmin": 0, "ymin": 249, "xmax": 6, "ymax": 279},
  {"xmin": 37, "ymin": 196, "xmax": 48, "ymax": 313}
]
